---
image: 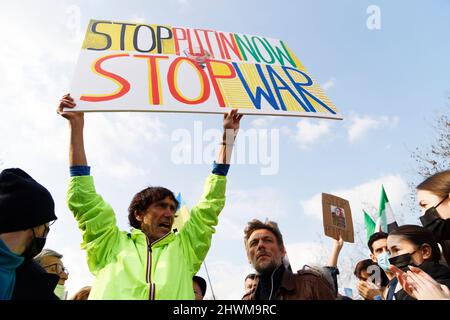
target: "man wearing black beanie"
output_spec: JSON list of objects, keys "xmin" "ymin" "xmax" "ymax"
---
[{"xmin": 0, "ymin": 168, "xmax": 59, "ymax": 300}]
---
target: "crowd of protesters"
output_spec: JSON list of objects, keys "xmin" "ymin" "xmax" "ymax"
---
[{"xmin": 0, "ymin": 94, "xmax": 448, "ymax": 300}]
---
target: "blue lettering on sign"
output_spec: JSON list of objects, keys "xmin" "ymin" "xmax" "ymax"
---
[
  {"xmin": 233, "ymin": 62, "xmax": 280, "ymax": 111},
  {"xmin": 283, "ymin": 66, "xmax": 337, "ymax": 115}
]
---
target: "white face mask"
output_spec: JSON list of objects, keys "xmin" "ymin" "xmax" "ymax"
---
[{"xmin": 54, "ymin": 284, "xmax": 67, "ymax": 300}]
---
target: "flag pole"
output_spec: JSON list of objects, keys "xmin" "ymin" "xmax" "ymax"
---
[{"xmin": 203, "ymin": 260, "xmax": 216, "ymax": 300}]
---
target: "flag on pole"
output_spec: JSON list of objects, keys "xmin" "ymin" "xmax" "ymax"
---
[
  {"xmin": 377, "ymin": 185, "xmax": 399, "ymax": 233},
  {"xmin": 374, "ymin": 215, "xmax": 382, "ymax": 233},
  {"xmin": 364, "ymin": 210, "xmax": 376, "ymax": 242},
  {"xmin": 172, "ymin": 193, "xmax": 190, "ymax": 232}
]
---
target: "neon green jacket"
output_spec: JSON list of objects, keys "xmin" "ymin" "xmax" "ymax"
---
[{"xmin": 67, "ymin": 174, "xmax": 226, "ymax": 300}]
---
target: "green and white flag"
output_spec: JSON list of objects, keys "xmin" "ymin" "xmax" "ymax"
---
[
  {"xmin": 376, "ymin": 185, "xmax": 399, "ymax": 233},
  {"xmin": 364, "ymin": 210, "xmax": 376, "ymax": 242}
]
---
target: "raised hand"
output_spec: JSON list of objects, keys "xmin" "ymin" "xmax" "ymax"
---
[
  {"xmin": 217, "ymin": 109, "xmax": 243, "ymax": 164},
  {"xmin": 389, "ymin": 265, "xmax": 414, "ymax": 296},
  {"xmin": 57, "ymin": 94, "xmax": 84, "ymax": 124},
  {"xmin": 357, "ymin": 279, "xmax": 383, "ymax": 300},
  {"xmin": 57, "ymin": 93, "xmax": 87, "ymax": 166},
  {"xmin": 407, "ymin": 266, "xmax": 450, "ymax": 300},
  {"xmin": 223, "ymin": 109, "xmax": 243, "ymax": 132}
]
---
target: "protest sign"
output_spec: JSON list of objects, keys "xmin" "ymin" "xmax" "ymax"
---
[
  {"xmin": 322, "ymin": 193, "xmax": 354, "ymax": 242},
  {"xmin": 70, "ymin": 20, "xmax": 341, "ymax": 119}
]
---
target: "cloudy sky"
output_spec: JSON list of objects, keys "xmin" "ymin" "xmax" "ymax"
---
[{"xmin": 1, "ymin": 0, "xmax": 449, "ymax": 299}]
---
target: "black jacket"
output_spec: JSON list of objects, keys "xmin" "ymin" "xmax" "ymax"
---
[
  {"xmin": 12, "ymin": 259, "xmax": 59, "ymax": 300},
  {"xmin": 395, "ymin": 260, "xmax": 450, "ymax": 300}
]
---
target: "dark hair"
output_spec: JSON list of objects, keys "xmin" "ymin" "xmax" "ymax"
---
[
  {"xmin": 245, "ymin": 273, "xmax": 257, "ymax": 282},
  {"xmin": 353, "ymin": 259, "xmax": 374, "ymax": 279},
  {"xmin": 367, "ymin": 232, "xmax": 388, "ymax": 253},
  {"xmin": 193, "ymin": 276, "xmax": 207, "ymax": 296},
  {"xmin": 353, "ymin": 259, "xmax": 389, "ymax": 286},
  {"xmin": 244, "ymin": 219, "xmax": 284, "ymax": 248},
  {"xmin": 389, "ymin": 225, "xmax": 441, "ymax": 262},
  {"xmin": 128, "ymin": 187, "xmax": 178, "ymax": 229},
  {"xmin": 416, "ymin": 170, "xmax": 450, "ymax": 198}
]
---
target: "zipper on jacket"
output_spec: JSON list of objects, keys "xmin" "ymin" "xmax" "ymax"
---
[
  {"xmin": 268, "ymin": 268, "xmax": 276, "ymax": 300},
  {"xmin": 145, "ymin": 232, "xmax": 171, "ymax": 300},
  {"xmin": 145, "ymin": 237, "xmax": 153, "ymax": 300}
]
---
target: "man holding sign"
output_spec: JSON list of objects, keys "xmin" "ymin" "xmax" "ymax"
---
[{"xmin": 57, "ymin": 94, "xmax": 242, "ymax": 300}]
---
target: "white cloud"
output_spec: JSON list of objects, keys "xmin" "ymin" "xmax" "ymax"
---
[
  {"xmin": 286, "ymin": 119, "xmax": 332, "ymax": 149},
  {"xmin": 129, "ymin": 14, "xmax": 146, "ymax": 24},
  {"xmin": 60, "ymin": 244, "xmax": 96, "ymax": 298},
  {"xmin": 225, "ymin": 188, "xmax": 289, "ymax": 220},
  {"xmin": 83, "ymin": 113, "xmax": 168, "ymax": 178},
  {"xmin": 285, "ymin": 242, "xmax": 325, "ymax": 271},
  {"xmin": 280, "ymin": 126, "xmax": 293, "ymax": 136},
  {"xmin": 250, "ymin": 116, "xmax": 277, "ymax": 128},
  {"xmin": 0, "ymin": 3, "xmax": 81, "ymax": 170},
  {"xmin": 216, "ymin": 188, "xmax": 289, "ymax": 240},
  {"xmin": 200, "ymin": 260, "xmax": 250, "ymax": 300},
  {"xmin": 215, "ymin": 217, "xmax": 245, "ymax": 241},
  {"xmin": 97, "ymin": 159, "xmax": 149, "ymax": 179},
  {"xmin": 347, "ymin": 114, "xmax": 399, "ymax": 143},
  {"xmin": 300, "ymin": 174, "xmax": 409, "ymax": 224},
  {"xmin": 322, "ymin": 78, "xmax": 336, "ymax": 91}
]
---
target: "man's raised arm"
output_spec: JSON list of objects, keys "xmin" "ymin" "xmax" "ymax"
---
[{"xmin": 57, "ymin": 94, "xmax": 87, "ymax": 167}]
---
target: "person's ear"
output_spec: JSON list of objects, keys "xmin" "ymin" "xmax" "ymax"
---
[
  {"xmin": 369, "ymin": 253, "xmax": 377, "ymax": 263},
  {"xmin": 246, "ymin": 247, "xmax": 253, "ymax": 264},
  {"xmin": 281, "ymin": 245, "xmax": 287, "ymax": 258},
  {"xmin": 135, "ymin": 211, "xmax": 144, "ymax": 223},
  {"xmin": 420, "ymin": 244, "xmax": 433, "ymax": 260},
  {"xmin": 24, "ymin": 228, "xmax": 35, "ymax": 245},
  {"xmin": 244, "ymin": 240, "xmax": 251, "ymax": 263}
]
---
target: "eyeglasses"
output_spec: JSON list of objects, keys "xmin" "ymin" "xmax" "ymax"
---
[
  {"xmin": 42, "ymin": 263, "xmax": 69, "ymax": 276},
  {"xmin": 42, "ymin": 220, "xmax": 56, "ymax": 237}
]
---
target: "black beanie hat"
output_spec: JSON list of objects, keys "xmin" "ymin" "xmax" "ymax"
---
[{"xmin": 0, "ymin": 168, "xmax": 57, "ymax": 234}]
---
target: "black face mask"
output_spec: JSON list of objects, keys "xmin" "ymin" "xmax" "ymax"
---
[
  {"xmin": 420, "ymin": 197, "xmax": 448, "ymax": 240},
  {"xmin": 22, "ymin": 229, "xmax": 47, "ymax": 260},
  {"xmin": 388, "ymin": 252, "xmax": 417, "ymax": 272}
]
